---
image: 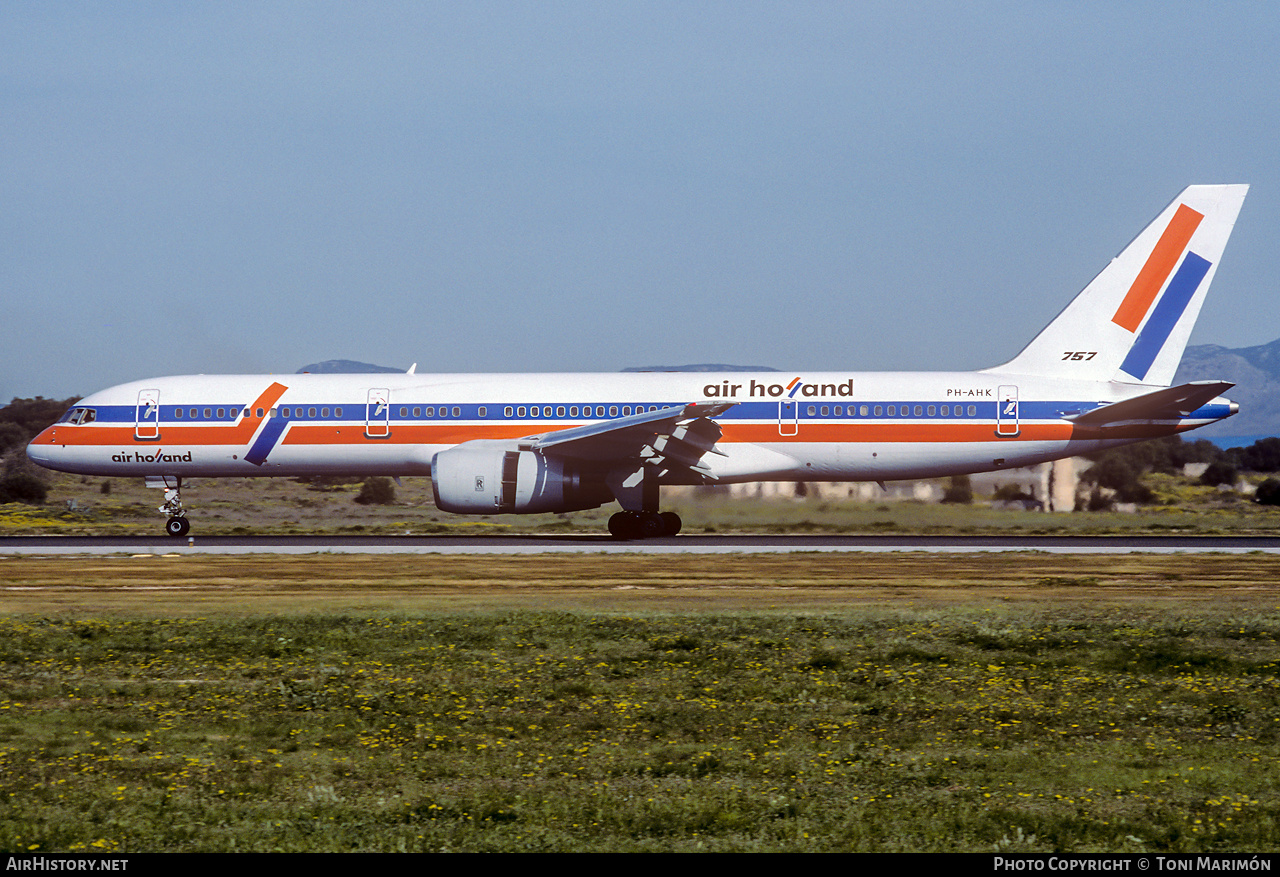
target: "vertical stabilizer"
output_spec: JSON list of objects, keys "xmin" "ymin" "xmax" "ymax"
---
[{"xmin": 985, "ymin": 185, "xmax": 1248, "ymax": 386}]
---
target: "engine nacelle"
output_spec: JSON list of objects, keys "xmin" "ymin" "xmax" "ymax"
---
[{"xmin": 431, "ymin": 444, "xmax": 612, "ymax": 514}]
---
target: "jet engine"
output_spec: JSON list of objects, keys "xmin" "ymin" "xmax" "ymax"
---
[{"xmin": 430, "ymin": 443, "xmax": 612, "ymax": 514}]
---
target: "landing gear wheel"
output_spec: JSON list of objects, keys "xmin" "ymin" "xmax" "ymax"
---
[
  {"xmin": 608, "ymin": 511, "xmax": 638, "ymax": 540},
  {"xmin": 660, "ymin": 512, "xmax": 682, "ymax": 536},
  {"xmin": 637, "ymin": 512, "xmax": 666, "ymax": 540},
  {"xmin": 165, "ymin": 516, "xmax": 190, "ymax": 538},
  {"xmin": 609, "ymin": 511, "xmax": 677, "ymax": 540}
]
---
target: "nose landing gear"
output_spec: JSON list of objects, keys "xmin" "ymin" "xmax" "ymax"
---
[{"xmin": 146, "ymin": 475, "xmax": 191, "ymax": 538}]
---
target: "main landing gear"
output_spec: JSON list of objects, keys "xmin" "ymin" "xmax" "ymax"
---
[
  {"xmin": 147, "ymin": 475, "xmax": 191, "ymax": 538},
  {"xmin": 607, "ymin": 510, "xmax": 681, "ymax": 540},
  {"xmin": 604, "ymin": 467, "xmax": 683, "ymax": 540}
]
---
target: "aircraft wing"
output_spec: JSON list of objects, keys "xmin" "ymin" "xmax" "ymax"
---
[
  {"xmin": 1066, "ymin": 381, "xmax": 1234, "ymax": 428},
  {"xmin": 531, "ymin": 401, "xmax": 735, "ymax": 478}
]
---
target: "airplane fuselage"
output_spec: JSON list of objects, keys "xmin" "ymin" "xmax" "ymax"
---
[{"xmin": 27, "ymin": 370, "xmax": 1231, "ymax": 484}]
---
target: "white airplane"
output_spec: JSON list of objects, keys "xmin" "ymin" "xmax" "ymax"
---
[{"xmin": 28, "ymin": 185, "xmax": 1248, "ymax": 539}]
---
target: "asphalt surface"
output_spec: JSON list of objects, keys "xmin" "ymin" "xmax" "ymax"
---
[{"xmin": 4, "ymin": 534, "xmax": 1280, "ymax": 554}]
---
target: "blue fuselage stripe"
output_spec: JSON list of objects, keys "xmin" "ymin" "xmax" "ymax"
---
[{"xmin": 245, "ymin": 418, "xmax": 289, "ymax": 465}]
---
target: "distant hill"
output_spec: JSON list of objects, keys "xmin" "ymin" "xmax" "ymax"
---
[
  {"xmin": 1174, "ymin": 339, "xmax": 1280, "ymax": 439},
  {"xmin": 621, "ymin": 364, "xmax": 779, "ymax": 373},
  {"xmin": 297, "ymin": 360, "xmax": 404, "ymax": 374}
]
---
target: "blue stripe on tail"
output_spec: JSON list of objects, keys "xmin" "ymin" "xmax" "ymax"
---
[{"xmin": 1120, "ymin": 252, "xmax": 1211, "ymax": 382}]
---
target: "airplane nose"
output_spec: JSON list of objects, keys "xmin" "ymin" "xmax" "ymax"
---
[{"xmin": 26, "ymin": 428, "xmax": 57, "ymax": 468}]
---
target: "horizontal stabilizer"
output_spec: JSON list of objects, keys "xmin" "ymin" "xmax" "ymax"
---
[{"xmin": 1067, "ymin": 381, "xmax": 1234, "ymax": 427}]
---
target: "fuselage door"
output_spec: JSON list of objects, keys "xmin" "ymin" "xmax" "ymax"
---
[
  {"xmin": 778, "ymin": 400, "xmax": 798, "ymax": 436},
  {"xmin": 365, "ymin": 388, "xmax": 390, "ymax": 438},
  {"xmin": 996, "ymin": 385, "xmax": 1020, "ymax": 437},
  {"xmin": 135, "ymin": 389, "xmax": 161, "ymax": 441}
]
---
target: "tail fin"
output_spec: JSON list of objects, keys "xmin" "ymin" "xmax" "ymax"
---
[{"xmin": 985, "ymin": 185, "xmax": 1248, "ymax": 386}]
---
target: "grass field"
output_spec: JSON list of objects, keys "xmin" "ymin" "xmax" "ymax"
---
[
  {"xmin": 4, "ymin": 469, "xmax": 1280, "ymax": 537},
  {"xmin": 2, "ymin": 553, "xmax": 1279, "ymax": 852}
]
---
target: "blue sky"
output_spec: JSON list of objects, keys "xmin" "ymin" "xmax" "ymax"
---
[{"xmin": 3, "ymin": 2, "xmax": 1278, "ymax": 400}]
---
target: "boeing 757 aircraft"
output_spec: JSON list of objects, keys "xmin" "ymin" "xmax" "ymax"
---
[{"xmin": 28, "ymin": 185, "xmax": 1248, "ymax": 538}]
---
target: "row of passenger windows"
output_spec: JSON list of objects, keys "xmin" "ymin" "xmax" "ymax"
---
[
  {"xmin": 503, "ymin": 405, "xmax": 658, "ymax": 418},
  {"xmin": 399, "ymin": 407, "xmax": 467, "ymax": 418},
  {"xmin": 174, "ymin": 405, "xmax": 478, "ymax": 420},
  {"xmin": 175, "ymin": 407, "xmax": 249, "ymax": 419},
  {"xmin": 805, "ymin": 404, "xmax": 979, "ymax": 417},
  {"xmin": 173, "ymin": 407, "xmax": 345, "ymax": 419},
  {"xmin": 145, "ymin": 402, "xmax": 985, "ymax": 423}
]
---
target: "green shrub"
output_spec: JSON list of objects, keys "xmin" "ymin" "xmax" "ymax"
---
[
  {"xmin": 354, "ymin": 476, "xmax": 396, "ymax": 505},
  {"xmin": 0, "ymin": 472, "xmax": 47, "ymax": 504},
  {"xmin": 941, "ymin": 475, "xmax": 972, "ymax": 504},
  {"xmin": 1200, "ymin": 461, "xmax": 1238, "ymax": 487},
  {"xmin": 1255, "ymin": 478, "xmax": 1280, "ymax": 506}
]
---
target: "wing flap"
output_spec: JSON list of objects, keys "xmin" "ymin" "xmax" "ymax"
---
[{"xmin": 531, "ymin": 401, "xmax": 734, "ymax": 479}]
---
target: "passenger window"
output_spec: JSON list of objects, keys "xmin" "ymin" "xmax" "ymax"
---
[
  {"xmin": 927, "ymin": 405, "xmax": 935, "ymax": 416},
  {"xmin": 807, "ymin": 405, "xmax": 816, "ymax": 416},
  {"xmin": 821, "ymin": 406, "xmax": 829, "ymax": 417},
  {"xmin": 914, "ymin": 405, "xmax": 923, "ymax": 416},
  {"xmin": 478, "ymin": 407, "xmax": 486, "ymax": 417},
  {"xmin": 517, "ymin": 407, "xmax": 526, "ymax": 417},
  {"xmin": 217, "ymin": 408, "xmax": 225, "ymax": 418},
  {"xmin": 335, "ymin": 407, "xmax": 342, "ymax": 417},
  {"xmin": 307, "ymin": 408, "xmax": 315, "ymax": 418},
  {"xmin": 175, "ymin": 409, "xmax": 183, "ymax": 419},
  {"xmin": 873, "ymin": 405, "xmax": 882, "ymax": 417},
  {"xmin": 887, "ymin": 405, "xmax": 895, "ymax": 416},
  {"xmin": 413, "ymin": 407, "xmax": 421, "ymax": 417},
  {"xmin": 834, "ymin": 406, "xmax": 842, "ymax": 416},
  {"xmin": 204, "ymin": 408, "xmax": 213, "ymax": 419},
  {"xmin": 941, "ymin": 405, "xmax": 949, "ymax": 416},
  {"xmin": 609, "ymin": 406, "xmax": 618, "ymax": 417},
  {"xmin": 968, "ymin": 405, "xmax": 977, "ymax": 416},
  {"xmin": 426, "ymin": 407, "xmax": 435, "ymax": 417},
  {"xmin": 596, "ymin": 406, "xmax": 605, "ymax": 417},
  {"xmin": 256, "ymin": 408, "xmax": 264, "ymax": 418},
  {"xmin": 622, "ymin": 406, "xmax": 631, "ymax": 416},
  {"xmin": 530, "ymin": 407, "xmax": 539, "ymax": 417},
  {"xmin": 504, "ymin": 406, "xmax": 513, "ymax": 417},
  {"xmin": 452, "ymin": 407, "xmax": 460, "ymax": 417},
  {"xmin": 569, "ymin": 406, "xmax": 578, "ymax": 417},
  {"xmin": 557, "ymin": 406, "xmax": 565, "ymax": 417}
]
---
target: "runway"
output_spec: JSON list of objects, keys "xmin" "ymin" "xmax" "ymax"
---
[{"xmin": 4, "ymin": 533, "xmax": 1280, "ymax": 555}]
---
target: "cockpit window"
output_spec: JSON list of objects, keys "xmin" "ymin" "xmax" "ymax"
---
[{"xmin": 58, "ymin": 407, "xmax": 96, "ymax": 425}]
